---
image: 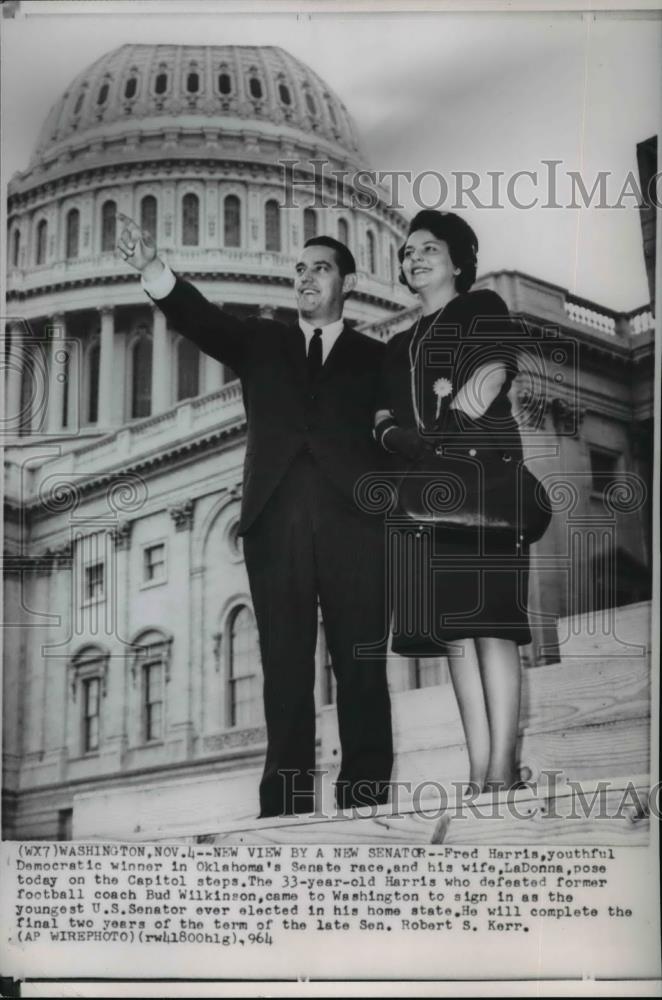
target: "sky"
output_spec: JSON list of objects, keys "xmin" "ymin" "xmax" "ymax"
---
[{"xmin": 1, "ymin": 2, "xmax": 660, "ymax": 311}]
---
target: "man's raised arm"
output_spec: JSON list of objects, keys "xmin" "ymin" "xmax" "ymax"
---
[{"xmin": 116, "ymin": 212, "xmax": 248, "ymax": 374}]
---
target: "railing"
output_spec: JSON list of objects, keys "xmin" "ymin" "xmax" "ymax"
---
[
  {"xmin": 6, "ymin": 248, "xmax": 403, "ymax": 301},
  {"xmin": 10, "ymin": 381, "xmax": 246, "ymax": 502},
  {"xmin": 564, "ymin": 296, "xmax": 618, "ymax": 335},
  {"xmin": 627, "ymin": 306, "xmax": 655, "ymax": 335}
]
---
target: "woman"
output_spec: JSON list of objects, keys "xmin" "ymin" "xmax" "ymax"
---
[{"xmin": 375, "ymin": 209, "xmax": 531, "ymax": 795}]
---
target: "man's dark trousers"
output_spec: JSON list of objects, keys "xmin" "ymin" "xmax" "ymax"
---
[{"xmin": 244, "ymin": 450, "xmax": 392, "ymax": 817}]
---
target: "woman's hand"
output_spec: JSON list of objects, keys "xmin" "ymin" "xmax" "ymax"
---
[
  {"xmin": 116, "ymin": 212, "xmax": 164, "ymax": 280},
  {"xmin": 375, "ymin": 412, "xmax": 431, "ymax": 460}
]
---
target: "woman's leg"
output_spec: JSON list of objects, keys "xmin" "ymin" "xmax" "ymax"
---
[
  {"xmin": 475, "ymin": 637, "xmax": 522, "ymax": 791},
  {"xmin": 447, "ymin": 638, "xmax": 490, "ymax": 791}
]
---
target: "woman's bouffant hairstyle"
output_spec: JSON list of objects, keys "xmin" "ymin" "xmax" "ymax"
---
[{"xmin": 398, "ymin": 210, "xmax": 478, "ymax": 294}]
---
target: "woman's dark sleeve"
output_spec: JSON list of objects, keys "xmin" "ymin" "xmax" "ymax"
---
[{"xmin": 457, "ymin": 289, "xmax": 525, "ymax": 383}]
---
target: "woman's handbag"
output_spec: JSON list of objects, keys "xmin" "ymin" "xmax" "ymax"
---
[{"xmin": 397, "ymin": 439, "xmax": 552, "ymax": 544}]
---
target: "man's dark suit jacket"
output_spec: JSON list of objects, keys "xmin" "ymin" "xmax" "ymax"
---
[{"xmin": 151, "ymin": 275, "xmax": 386, "ymax": 533}]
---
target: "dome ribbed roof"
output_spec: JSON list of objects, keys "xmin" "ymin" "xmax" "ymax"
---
[{"xmin": 31, "ymin": 43, "xmax": 365, "ymax": 167}]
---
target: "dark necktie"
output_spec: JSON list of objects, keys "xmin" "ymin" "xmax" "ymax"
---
[{"xmin": 307, "ymin": 327, "xmax": 323, "ymax": 382}]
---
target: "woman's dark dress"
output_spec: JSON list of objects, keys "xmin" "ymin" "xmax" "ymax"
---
[{"xmin": 380, "ymin": 288, "xmax": 532, "ymax": 655}]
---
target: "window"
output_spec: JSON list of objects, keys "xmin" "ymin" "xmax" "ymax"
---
[
  {"xmin": 19, "ymin": 353, "xmax": 34, "ymax": 437},
  {"xmin": 57, "ymin": 808, "xmax": 73, "ymax": 841},
  {"xmin": 223, "ymin": 195, "xmax": 240, "ymax": 248},
  {"xmin": 154, "ymin": 71, "xmax": 168, "ymax": 95},
  {"xmin": 140, "ymin": 195, "xmax": 157, "ymax": 239},
  {"xmin": 186, "ymin": 71, "xmax": 199, "ymax": 94},
  {"xmin": 11, "ymin": 229, "xmax": 20, "ymax": 267},
  {"xmin": 182, "ymin": 193, "xmax": 199, "ymax": 246},
  {"xmin": 61, "ymin": 348, "xmax": 70, "ymax": 429},
  {"xmin": 590, "ymin": 449, "xmax": 620, "ymax": 495},
  {"xmin": 36, "ymin": 219, "xmax": 48, "ymax": 265},
  {"xmin": 228, "ymin": 606, "xmax": 261, "ymax": 727},
  {"xmin": 73, "ymin": 90, "xmax": 85, "ymax": 115},
  {"xmin": 66, "ymin": 208, "xmax": 79, "ymax": 259},
  {"xmin": 279, "ymin": 82, "xmax": 291, "ymax": 105},
  {"xmin": 87, "ymin": 341, "xmax": 100, "ymax": 423},
  {"xmin": 101, "ymin": 199, "xmax": 116, "ymax": 252},
  {"xmin": 305, "ymin": 90, "xmax": 317, "ymax": 116},
  {"xmin": 143, "ymin": 662, "xmax": 163, "ymax": 741},
  {"xmin": 326, "ymin": 97, "xmax": 338, "ymax": 127},
  {"xmin": 303, "ymin": 208, "xmax": 317, "ymax": 243},
  {"xmin": 249, "ymin": 76, "xmax": 262, "ymax": 100},
  {"xmin": 124, "ymin": 76, "xmax": 138, "ymax": 99},
  {"xmin": 143, "ymin": 543, "xmax": 166, "ymax": 584},
  {"xmin": 82, "ymin": 677, "xmax": 100, "ymax": 752},
  {"xmin": 265, "ymin": 200, "xmax": 281, "ymax": 252},
  {"xmin": 390, "ymin": 243, "xmax": 397, "ymax": 283},
  {"xmin": 218, "ymin": 72, "xmax": 232, "ymax": 95},
  {"xmin": 177, "ymin": 337, "xmax": 200, "ymax": 401},
  {"xmin": 366, "ymin": 230, "xmax": 376, "ymax": 275},
  {"xmin": 85, "ymin": 563, "xmax": 104, "ymax": 602},
  {"xmin": 97, "ymin": 82, "xmax": 109, "ymax": 106},
  {"xmin": 337, "ymin": 218, "xmax": 349, "ymax": 246},
  {"xmin": 131, "ymin": 333, "xmax": 152, "ymax": 419}
]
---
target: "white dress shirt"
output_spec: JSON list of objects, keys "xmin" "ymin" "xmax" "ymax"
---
[{"xmin": 142, "ymin": 263, "xmax": 344, "ymax": 363}]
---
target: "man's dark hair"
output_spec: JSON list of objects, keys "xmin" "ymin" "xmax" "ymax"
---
[
  {"xmin": 304, "ymin": 235, "xmax": 356, "ymax": 277},
  {"xmin": 398, "ymin": 210, "xmax": 479, "ymax": 293}
]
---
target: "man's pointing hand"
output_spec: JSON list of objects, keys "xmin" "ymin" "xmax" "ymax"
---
[{"xmin": 116, "ymin": 211, "xmax": 164, "ymax": 280}]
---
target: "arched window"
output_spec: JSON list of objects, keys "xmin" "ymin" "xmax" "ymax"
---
[
  {"xmin": 278, "ymin": 82, "xmax": 291, "ymax": 106},
  {"xmin": 223, "ymin": 195, "xmax": 240, "ymax": 248},
  {"xmin": 182, "ymin": 193, "xmax": 199, "ymax": 246},
  {"xmin": 36, "ymin": 219, "xmax": 48, "ymax": 265},
  {"xmin": 218, "ymin": 72, "xmax": 232, "ymax": 95},
  {"xmin": 11, "ymin": 229, "xmax": 20, "ymax": 268},
  {"xmin": 249, "ymin": 76, "xmax": 263, "ymax": 100},
  {"xmin": 264, "ymin": 200, "xmax": 281, "ymax": 252},
  {"xmin": 305, "ymin": 90, "xmax": 317, "ymax": 116},
  {"xmin": 66, "ymin": 208, "xmax": 80, "ymax": 259},
  {"xmin": 326, "ymin": 97, "xmax": 338, "ymax": 127},
  {"xmin": 101, "ymin": 200, "xmax": 116, "ymax": 252},
  {"xmin": 73, "ymin": 90, "xmax": 85, "ymax": 115},
  {"xmin": 87, "ymin": 341, "xmax": 100, "ymax": 423},
  {"xmin": 366, "ymin": 229, "xmax": 376, "ymax": 275},
  {"xmin": 154, "ymin": 71, "xmax": 168, "ymax": 95},
  {"xmin": 140, "ymin": 195, "xmax": 157, "ymax": 239},
  {"xmin": 131, "ymin": 333, "xmax": 152, "ymax": 419},
  {"xmin": 124, "ymin": 76, "xmax": 138, "ymax": 99},
  {"xmin": 97, "ymin": 82, "xmax": 109, "ymax": 106},
  {"xmin": 228, "ymin": 606, "xmax": 261, "ymax": 727},
  {"xmin": 303, "ymin": 208, "xmax": 317, "ymax": 243},
  {"xmin": 337, "ymin": 217, "xmax": 349, "ymax": 247},
  {"xmin": 176, "ymin": 338, "xmax": 200, "ymax": 401},
  {"xmin": 186, "ymin": 71, "xmax": 199, "ymax": 94}
]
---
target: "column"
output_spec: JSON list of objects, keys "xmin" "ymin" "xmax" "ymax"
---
[
  {"xmin": 167, "ymin": 500, "xmax": 195, "ymax": 759},
  {"xmin": 205, "ymin": 354, "xmax": 225, "ymax": 392},
  {"xmin": 4, "ymin": 323, "xmax": 25, "ymax": 436},
  {"xmin": 97, "ymin": 307, "xmax": 116, "ymax": 427},
  {"xmin": 151, "ymin": 306, "xmax": 170, "ymax": 413},
  {"xmin": 47, "ymin": 313, "xmax": 67, "ymax": 434}
]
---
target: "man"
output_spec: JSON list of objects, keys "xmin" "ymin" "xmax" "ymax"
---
[{"xmin": 117, "ymin": 213, "xmax": 393, "ymax": 818}]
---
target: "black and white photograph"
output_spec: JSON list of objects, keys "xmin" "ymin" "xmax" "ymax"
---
[{"xmin": 1, "ymin": 0, "xmax": 660, "ymax": 992}]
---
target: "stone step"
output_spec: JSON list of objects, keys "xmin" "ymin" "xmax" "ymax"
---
[
  {"xmin": 172, "ymin": 774, "xmax": 652, "ymax": 847},
  {"xmin": 553, "ymin": 600, "xmax": 651, "ymax": 660}
]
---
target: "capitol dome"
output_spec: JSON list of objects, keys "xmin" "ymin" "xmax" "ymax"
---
[
  {"xmin": 6, "ymin": 42, "xmax": 407, "ymax": 441},
  {"xmin": 21, "ymin": 44, "xmax": 365, "ymax": 181}
]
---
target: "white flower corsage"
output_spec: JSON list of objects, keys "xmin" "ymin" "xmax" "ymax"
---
[{"xmin": 433, "ymin": 377, "xmax": 453, "ymax": 419}]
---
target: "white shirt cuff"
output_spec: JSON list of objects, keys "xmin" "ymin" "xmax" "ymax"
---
[{"xmin": 141, "ymin": 263, "xmax": 176, "ymax": 299}]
